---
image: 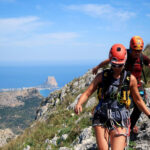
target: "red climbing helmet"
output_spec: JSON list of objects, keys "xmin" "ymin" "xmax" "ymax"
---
[
  {"xmin": 109, "ymin": 44, "xmax": 127, "ymax": 64},
  {"xmin": 130, "ymin": 36, "xmax": 144, "ymax": 50}
]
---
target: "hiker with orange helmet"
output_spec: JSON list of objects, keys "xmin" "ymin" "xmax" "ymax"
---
[
  {"xmin": 92, "ymin": 36, "xmax": 150, "ymax": 134},
  {"xmin": 75, "ymin": 44, "xmax": 150, "ymax": 150}
]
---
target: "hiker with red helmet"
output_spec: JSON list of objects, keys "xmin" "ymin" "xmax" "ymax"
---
[
  {"xmin": 92, "ymin": 36, "xmax": 150, "ymax": 134},
  {"xmin": 75, "ymin": 44, "xmax": 150, "ymax": 150}
]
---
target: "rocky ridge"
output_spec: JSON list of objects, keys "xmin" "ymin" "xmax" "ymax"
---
[{"xmin": 35, "ymin": 69, "xmax": 150, "ymax": 150}]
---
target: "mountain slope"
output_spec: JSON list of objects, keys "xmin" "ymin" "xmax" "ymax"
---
[{"xmin": 1, "ymin": 44, "xmax": 150, "ymax": 150}]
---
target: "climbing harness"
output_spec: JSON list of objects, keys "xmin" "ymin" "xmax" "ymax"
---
[{"xmin": 95, "ymin": 68, "xmax": 132, "ymax": 149}]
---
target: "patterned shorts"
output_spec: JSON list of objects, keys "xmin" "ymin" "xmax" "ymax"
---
[{"xmin": 92, "ymin": 108, "xmax": 130, "ymax": 130}]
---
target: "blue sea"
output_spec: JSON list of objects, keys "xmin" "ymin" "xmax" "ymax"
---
[{"xmin": 0, "ymin": 64, "xmax": 96, "ymax": 97}]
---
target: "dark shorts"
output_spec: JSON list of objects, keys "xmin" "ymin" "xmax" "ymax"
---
[{"xmin": 92, "ymin": 107, "xmax": 130, "ymax": 130}]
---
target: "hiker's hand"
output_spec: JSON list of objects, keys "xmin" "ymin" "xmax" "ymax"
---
[
  {"xmin": 75, "ymin": 104, "xmax": 82, "ymax": 115},
  {"xmin": 92, "ymin": 67, "xmax": 98, "ymax": 75}
]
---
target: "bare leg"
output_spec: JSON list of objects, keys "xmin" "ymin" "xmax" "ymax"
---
[
  {"xmin": 94, "ymin": 126, "xmax": 109, "ymax": 150},
  {"xmin": 110, "ymin": 127, "xmax": 126, "ymax": 150}
]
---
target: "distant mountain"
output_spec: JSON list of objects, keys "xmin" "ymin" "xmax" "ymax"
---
[{"xmin": 36, "ymin": 76, "xmax": 58, "ymax": 89}]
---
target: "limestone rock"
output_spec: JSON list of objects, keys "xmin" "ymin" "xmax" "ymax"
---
[
  {"xmin": 67, "ymin": 94, "xmax": 82, "ymax": 110},
  {"xmin": 85, "ymin": 97, "xmax": 97, "ymax": 108},
  {"xmin": 73, "ymin": 127, "xmax": 97, "ymax": 150},
  {"xmin": 37, "ymin": 76, "xmax": 58, "ymax": 88},
  {"xmin": 59, "ymin": 147, "xmax": 72, "ymax": 150},
  {"xmin": 61, "ymin": 134, "xmax": 68, "ymax": 141},
  {"xmin": 0, "ymin": 128, "xmax": 15, "ymax": 147},
  {"xmin": 23, "ymin": 145, "xmax": 30, "ymax": 150},
  {"xmin": 76, "ymin": 127, "xmax": 93, "ymax": 144},
  {"xmin": 49, "ymin": 136, "xmax": 58, "ymax": 146}
]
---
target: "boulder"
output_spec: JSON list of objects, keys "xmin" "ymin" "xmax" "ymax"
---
[
  {"xmin": 0, "ymin": 128, "xmax": 15, "ymax": 147},
  {"xmin": 85, "ymin": 97, "xmax": 97, "ymax": 108},
  {"xmin": 67, "ymin": 94, "xmax": 82, "ymax": 110}
]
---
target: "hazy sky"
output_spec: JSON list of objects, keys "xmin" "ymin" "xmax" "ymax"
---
[{"xmin": 0, "ymin": 0, "xmax": 150, "ymax": 65}]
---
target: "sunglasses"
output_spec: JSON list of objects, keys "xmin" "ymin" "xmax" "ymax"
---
[
  {"xmin": 131, "ymin": 49, "xmax": 142, "ymax": 53},
  {"xmin": 133, "ymin": 50, "xmax": 142, "ymax": 53},
  {"xmin": 111, "ymin": 63, "xmax": 124, "ymax": 68}
]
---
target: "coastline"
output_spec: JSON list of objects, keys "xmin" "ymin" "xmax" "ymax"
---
[{"xmin": 0, "ymin": 87, "xmax": 59, "ymax": 92}]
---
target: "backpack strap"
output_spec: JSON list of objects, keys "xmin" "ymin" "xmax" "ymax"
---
[
  {"xmin": 117, "ymin": 69, "xmax": 126, "ymax": 93},
  {"xmin": 140, "ymin": 53, "xmax": 147, "ymax": 84},
  {"xmin": 97, "ymin": 69, "xmax": 112, "ymax": 100},
  {"xmin": 119, "ymin": 71, "xmax": 131, "ymax": 109},
  {"xmin": 97, "ymin": 69, "xmax": 132, "ymax": 108}
]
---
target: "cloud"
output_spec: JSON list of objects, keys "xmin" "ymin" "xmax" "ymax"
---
[
  {"xmin": 0, "ymin": 16, "xmax": 79, "ymax": 49},
  {"xmin": 44, "ymin": 32, "xmax": 79, "ymax": 40},
  {"xmin": 10, "ymin": 32, "xmax": 80, "ymax": 47},
  {"xmin": 66, "ymin": 4, "xmax": 135, "ymax": 21},
  {"xmin": 0, "ymin": 16, "xmax": 46, "ymax": 34}
]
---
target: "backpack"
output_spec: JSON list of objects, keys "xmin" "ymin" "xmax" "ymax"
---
[
  {"xmin": 97, "ymin": 69, "xmax": 131, "ymax": 108},
  {"xmin": 127, "ymin": 49, "xmax": 147, "ymax": 84}
]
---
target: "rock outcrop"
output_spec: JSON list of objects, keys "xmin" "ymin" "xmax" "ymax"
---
[
  {"xmin": 0, "ymin": 128, "xmax": 15, "ymax": 147},
  {"xmin": 73, "ymin": 127, "xmax": 97, "ymax": 150},
  {"xmin": 37, "ymin": 76, "xmax": 58, "ymax": 89}
]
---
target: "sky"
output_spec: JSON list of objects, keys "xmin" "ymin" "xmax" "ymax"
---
[{"xmin": 0, "ymin": 0, "xmax": 150, "ymax": 65}]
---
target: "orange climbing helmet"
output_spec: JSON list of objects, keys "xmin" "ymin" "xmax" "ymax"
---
[
  {"xmin": 109, "ymin": 44, "xmax": 127, "ymax": 64},
  {"xmin": 130, "ymin": 36, "xmax": 144, "ymax": 50}
]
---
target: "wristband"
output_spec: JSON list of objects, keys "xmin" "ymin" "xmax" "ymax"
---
[{"xmin": 148, "ymin": 115, "xmax": 150, "ymax": 119}]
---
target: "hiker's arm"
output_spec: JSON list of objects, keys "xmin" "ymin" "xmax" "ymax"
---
[
  {"xmin": 130, "ymin": 75, "xmax": 150, "ymax": 116},
  {"xmin": 75, "ymin": 73, "xmax": 102, "ymax": 115},
  {"xmin": 92, "ymin": 59, "xmax": 110, "ymax": 74}
]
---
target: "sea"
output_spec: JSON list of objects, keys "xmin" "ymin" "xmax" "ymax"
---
[{"xmin": 0, "ymin": 63, "xmax": 96, "ymax": 97}]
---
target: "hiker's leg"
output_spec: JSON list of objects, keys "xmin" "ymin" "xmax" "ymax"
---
[
  {"xmin": 110, "ymin": 127, "xmax": 126, "ymax": 150},
  {"xmin": 94, "ymin": 126, "xmax": 109, "ymax": 150},
  {"xmin": 130, "ymin": 104, "xmax": 142, "ymax": 130}
]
